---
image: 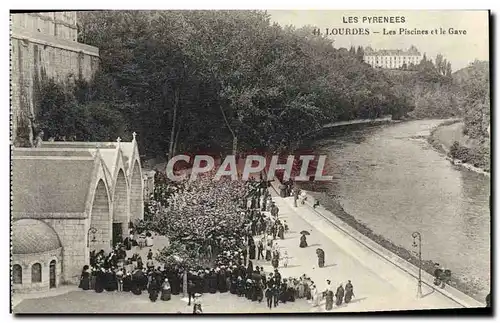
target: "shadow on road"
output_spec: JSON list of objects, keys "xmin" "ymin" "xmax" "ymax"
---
[
  {"xmin": 321, "ymin": 264, "xmax": 337, "ymax": 268},
  {"xmin": 345, "ymin": 297, "xmax": 367, "ymax": 305},
  {"xmin": 421, "ymin": 289, "xmax": 436, "ymax": 298}
]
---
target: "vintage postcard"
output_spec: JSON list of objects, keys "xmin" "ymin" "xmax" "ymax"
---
[{"xmin": 10, "ymin": 10, "xmax": 490, "ymax": 314}]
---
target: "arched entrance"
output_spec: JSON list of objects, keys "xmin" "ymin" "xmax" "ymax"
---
[
  {"xmin": 113, "ymin": 169, "xmax": 129, "ymax": 246},
  {"xmin": 129, "ymin": 162, "xmax": 143, "ymax": 223},
  {"xmin": 89, "ymin": 179, "xmax": 112, "ymax": 252},
  {"xmin": 49, "ymin": 260, "xmax": 56, "ymax": 288},
  {"xmin": 13, "ymin": 264, "xmax": 22, "ymax": 284}
]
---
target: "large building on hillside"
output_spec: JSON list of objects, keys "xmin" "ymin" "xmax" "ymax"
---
[
  {"xmin": 11, "ymin": 136, "xmax": 144, "ymax": 293},
  {"xmin": 363, "ymin": 46, "xmax": 422, "ymax": 69},
  {"xmin": 10, "ymin": 12, "xmax": 99, "ymax": 147}
]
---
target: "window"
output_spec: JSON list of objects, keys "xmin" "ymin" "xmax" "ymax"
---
[
  {"xmin": 31, "ymin": 263, "xmax": 42, "ymax": 283},
  {"xmin": 13, "ymin": 264, "xmax": 22, "ymax": 284}
]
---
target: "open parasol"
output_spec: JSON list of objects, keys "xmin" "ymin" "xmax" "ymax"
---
[{"xmin": 300, "ymin": 230, "xmax": 311, "ymax": 235}]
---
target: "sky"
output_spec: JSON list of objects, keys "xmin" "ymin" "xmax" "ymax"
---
[{"xmin": 268, "ymin": 10, "xmax": 489, "ymax": 71}]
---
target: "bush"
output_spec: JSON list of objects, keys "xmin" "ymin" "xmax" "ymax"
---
[
  {"xmin": 36, "ymin": 79, "xmax": 126, "ymax": 142},
  {"xmin": 449, "ymin": 141, "xmax": 460, "ymax": 158},
  {"xmin": 448, "ymin": 140, "xmax": 490, "ymax": 171}
]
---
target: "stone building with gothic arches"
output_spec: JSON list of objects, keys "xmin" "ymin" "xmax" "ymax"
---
[{"xmin": 11, "ymin": 135, "xmax": 144, "ymax": 292}]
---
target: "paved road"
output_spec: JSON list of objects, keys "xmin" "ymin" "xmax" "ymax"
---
[
  {"xmin": 14, "ymin": 189, "xmax": 462, "ymax": 313},
  {"xmin": 264, "ymin": 190, "xmax": 462, "ymax": 312}
]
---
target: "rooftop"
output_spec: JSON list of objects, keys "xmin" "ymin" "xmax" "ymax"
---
[
  {"xmin": 11, "ymin": 155, "xmax": 96, "ymax": 214},
  {"xmin": 12, "ymin": 219, "xmax": 62, "ymax": 254}
]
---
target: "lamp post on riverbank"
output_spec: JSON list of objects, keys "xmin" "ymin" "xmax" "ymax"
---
[{"xmin": 412, "ymin": 231, "xmax": 423, "ymax": 298}]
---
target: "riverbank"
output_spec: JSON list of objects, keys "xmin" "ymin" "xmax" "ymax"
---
[
  {"xmin": 427, "ymin": 120, "xmax": 490, "ymax": 176},
  {"xmin": 301, "ymin": 190, "xmax": 486, "ymax": 303}
]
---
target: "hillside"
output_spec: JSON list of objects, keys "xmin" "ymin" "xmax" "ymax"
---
[{"xmin": 453, "ymin": 60, "xmax": 490, "ymax": 141}]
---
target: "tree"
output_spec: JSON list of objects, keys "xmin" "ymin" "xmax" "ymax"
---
[
  {"xmin": 445, "ymin": 62, "xmax": 452, "ymax": 77},
  {"xmin": 146, "ymin": 172, "xmax": 249, "ymax": 295},
  {"xmin": 356, "ymin": 46, "xmax": 365, "ymax": 62},
  {"xmin": 71, "ymin": 10, "xmax": 416, "ymax": 159},
  {"xmin": 349, "ymin": 46, "xmax": 356, "ymax": 55},
  {"xmin": 156, "ymin": 241, "xmax": 199, "ymax": 297}
]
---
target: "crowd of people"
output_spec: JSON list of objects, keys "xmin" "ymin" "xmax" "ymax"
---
[{"xmin": 77, "ymin": 176, "xmax": 355, "ymax": 313}]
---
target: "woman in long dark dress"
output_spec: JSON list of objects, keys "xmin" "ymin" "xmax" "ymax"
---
[
  {"xmin": 104, "ymin": 269, "xmax": 116, "ymax": 291},
  {"xmin": 170, "ymin": 271, "xmax": 180, "ymax": 295},
  {"xmin": 148, "ymin": 278, "xmax": 159, "ymax": 302},
  {"xmin": 90, "ymin": 268, "xmax": 97, "ymax": 290},
  {"xmin": 279, "ymin": 280, "xmax": 288, "ymax": 303},
  {"xmin": 251, "ymin": 281, "xmax": 258, "ymax": 301},
  {"xmin": 299, "ymin": 234, "xmax": 308, "ymax": 248},
  {"xmin": 325, "ymin": 289, "xmax": 334, "ymax": 310},
  {"xmin": 287, "ymin": 283, "xmax": 296, "ymax": 302},
  {"xmin": 160, "ymin": 278, "xmax": 172, "ymax": 301},
  {"xmin": 94, "ymin": 269, "xmax": 104, "ymax": 293},
  {"xmin": 316, "ymin": 249, "xmax": 325, "ymax": 268},
  {"xmin": 249, "ymin": 242, "xmax": 256, "ymax": 260},
  {"xmin": 230, "ymin": 275, "xmax": 238, "ymax": 294},
  {"xmin": 237, "ymin": 277, "xmax": 245, "ymax": 297},
  {"xmin": 218, "ymin": 268, "xmax": 228, "ymax": 293},
  {"xmin": 123, "ymin": 273, "xmax": 132, "ymax": 292},
  {"xmin": 335, "ymin": 284, "xmax": 345, "ymax": 306},
  {"xmin": 271, "ymin": 254, "xmax": 279, "ymax": 269},
  {"xmin": 131, "ymin": 270, "xmax": 144, "ymax": 295},
  {"xmin": 246, "ymin": 261, "xmax": 253, "ymax": 275},
  {"xmin": 79, "ymin": 265, "xmax": 90, "ymax": 290},
  {"xmin": 245, "ymin": 280, "xmax": 253, "ymax": 299},
  {"xmin": 278, "ymin": 225, "xmax": 285, "ymax": 240},
  {"xmin": 255, "ymin": 281, "xmax": 263, "ymax": 303},
  {"xmin": 203, "ymin": 270, "xmax": 210, "ymax": 293},
  {"xmin": 344, "ymin": 280, "xmax": 354, "ymax": 303},
  {"xmin": 265, "ymin": 242, "xmax": 272, "ymax": 261}
]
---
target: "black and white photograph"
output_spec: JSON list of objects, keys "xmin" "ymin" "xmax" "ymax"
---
[{"xmin": 9, "ymin": 9, "xmax": 491, "ymax": 314}]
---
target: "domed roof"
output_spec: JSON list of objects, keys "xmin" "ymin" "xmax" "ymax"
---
[{"xmin": 12, "ymin": 219, "xmax": 62, "ymax": 254}]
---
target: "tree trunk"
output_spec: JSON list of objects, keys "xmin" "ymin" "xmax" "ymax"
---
[
  {"xmin": 232, "ymin": 136, "xmax": 238, "ymax": 156},
  {"xmin": 183, "ymin": 269, "xmax": 188, "ymax": 298},
  {"xmin": 168, "ymin": 88, "xmax": 179, "ymax": 161},
  {"xmin": 173, "ymin": 116, "xmax": 183, "ymax": 157},
  {"xmin": 219, "ymin": 104, "xmax": 237, "ymax": 155}
]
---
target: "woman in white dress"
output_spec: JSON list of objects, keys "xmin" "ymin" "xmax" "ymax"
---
[
  {"xmin": 314, "ymin": 284, "xmax": 323, "ymax": 307},
  {"xmin": 310, "ymin": 285, "xmax": 318, "ymax": 307}
]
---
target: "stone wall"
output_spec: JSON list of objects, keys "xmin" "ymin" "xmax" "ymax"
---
[
  {"xmin": 130, "ymin": 163, "xmax": 144, "ymax": 221},
  {"xmin": 143, "ymin": 170, "xmax": 156, "ymax": 202},
  {"xmin": 11, "ymin": 12, "xmax": 78, "ymax": 42},
  {"xmin": 12, "ymin": 248, "xmax": 62, "ymax": 292},
  {"xmin": 42, "ymin": 218, "xmax": 88, "ymax": 284},
  {"xmin": 10, "ymin": 12, "xmax": 99, "ymax": 147}
]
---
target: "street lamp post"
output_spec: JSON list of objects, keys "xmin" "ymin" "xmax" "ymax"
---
[
  {"xmin": 87, "ymin": 227, "xmax": 98, "ymax": 248},
  {"xmin": 412, "ymin": 231, "xmax": 423, "ymax": 298}
]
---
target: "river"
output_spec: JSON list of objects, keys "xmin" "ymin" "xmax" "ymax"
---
[{"xmin": 304, "ymin": 119, "xmax": 490, "ymax": 300}]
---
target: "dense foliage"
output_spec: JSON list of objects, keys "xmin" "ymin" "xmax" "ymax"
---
[
  {"xmin": 453, "ymin": 60, "xmax": 490, "ymax": 140},
  {"xmin": 136, "ymin": 171, "xmax": 249, "ymax": 265},
  {"xmin": 449, "ymin": 141, "xmax": 490, "ymax": 171},
  {"xmin": 35, "ymin": 10, "xmax": 413, "ymax": 158},
  {"xmin": 36, "ymin": 78, "xmax": 128, "ymax": 141},
  {"xmin": 32, "ymin": 11, "xmax": 489, "ymax": 162}
]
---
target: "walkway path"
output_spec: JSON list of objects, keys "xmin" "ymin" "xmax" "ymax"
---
[
  {"xmin": 13, "ymin": 185, "xmax": 466, "ymax": 313},
  {"xmin": 257, "ymin": 188, "xmax": 462, "ymax": 312}
]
